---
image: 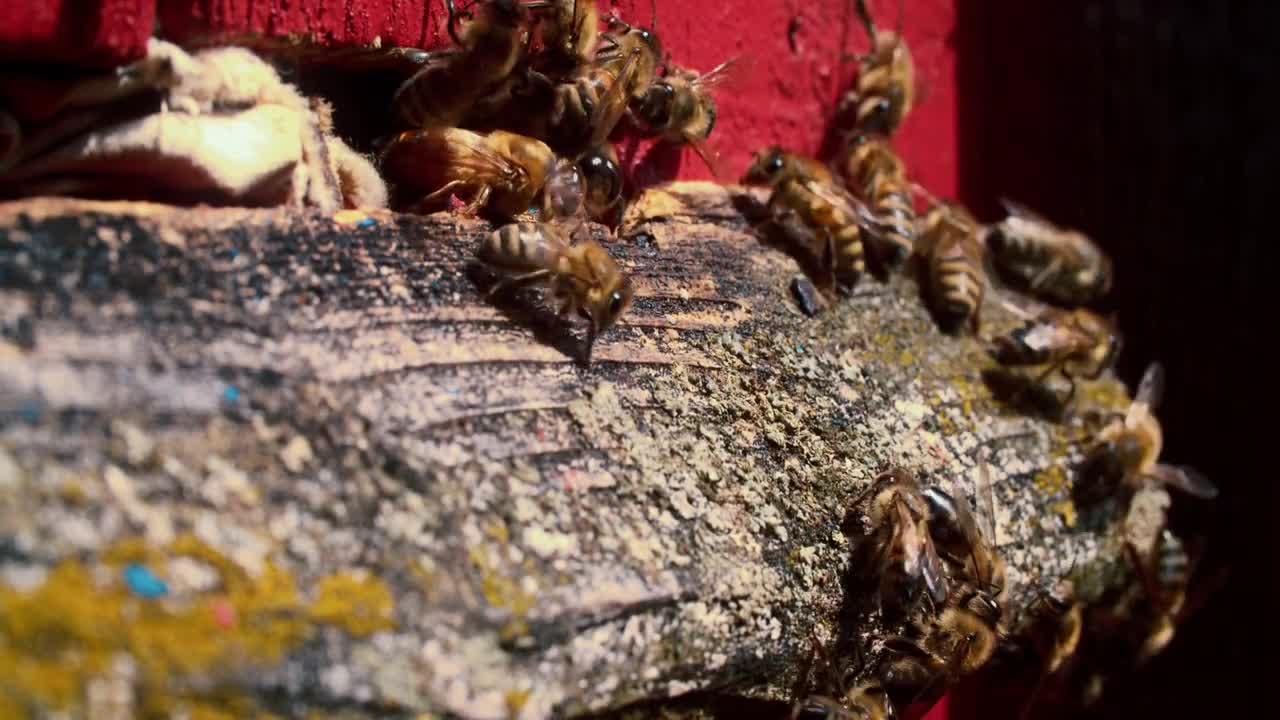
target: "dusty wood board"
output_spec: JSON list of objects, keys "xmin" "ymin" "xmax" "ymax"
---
[{"xmin": 0, "ymin": 185, "xmax": 1131, "ymax": 718}]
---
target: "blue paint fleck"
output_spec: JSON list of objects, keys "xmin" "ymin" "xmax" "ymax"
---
[
  {"xmin": 123, "ymin": 563, "xmax": 168, "ymax": 599},
  {"xmin": 795, "ymin": 344, "xmax": 805, "ymax": 354},
  {"xmin": 355, "ymin": 218, "xmax": 377, "ymax": 229},
  {"xmin": 222, "ymin": 385, "xmax": 241, "ymax": 403},
  {"xmin": 18, "ymin": 401, "xmax": 42, "ymax": 423},
  {"xmin": 227, "ymin": 248, "xmax": 239, "ymax": 259}
]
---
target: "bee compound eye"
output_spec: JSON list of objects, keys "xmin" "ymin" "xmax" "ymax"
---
[{"xmin": 608, "ymin": 291, "xmax": 625, "ymax": 315}]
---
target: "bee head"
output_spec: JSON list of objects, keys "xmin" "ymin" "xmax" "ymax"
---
[
  {"xmin": 636, "ymin": 80, "xmax": 676, "ymax": 127},
  {"xmin": 740, "ymin": 145, "xmax": 788, "ymax": 185},
  {"xmin": 635, "ymin": 27, "xmax": 662, "ymax": 56},
  {"xmin": 599, "ymin": 277, "xmax": 634, "ymax": 332},
  {"xmin": 1079, "ymin": 255, "xmax": 1114, "ymax": 299}
]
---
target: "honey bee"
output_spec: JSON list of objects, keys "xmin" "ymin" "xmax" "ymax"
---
[
  {"xmin": 873, "ymin": 586, "xmax": 1003, "ymax": 708},
  {"xmin": 1125, "ymin": 528, "xmax": 1191, "ymax": 663},
  {"xmin": 631, "ymin": 57, "xmax": 742, "ymax": 173},
  {"xmin": 741, "ymin": 146, "xmax": 879, "ymax": 291},
  {"xmin": 868, "ymin": 459, "xmax": 1008, "ymax": 707},
  {"xmin": 1004, "ymin": 579, "xmax": 1084, "ymax": 719},
  {"xmin": 542, "ymin": 12, "xmax": 663, "ymax": 155},
  {"xmin": 479, "ymin": 222, "xmax": 633, "ymax": 362},
  {"xmin": 918, "ymin": 200, "xmax": 985, "ymax": 334},
  {"xmin": 740, "ymin": 145, "xmax": 833, "ymax": 185},
  {"xmin": 854, "ymin": 468, "xmax": 950, "ymax": 621},
  {"xmin": 791, "ymin": 683, "xmax": 895, "ymax": 720},
  {"xmin": 986, "ymin": 199, "xmax": 1113, "ymax": 306},
  {"xmin": 920, "ymin": 458, "xmax": 1006, "ymax": 608},
  {"xmin": 392, "ymin": 0, "xmax": 532, "ymax": 129},
  {"xmin": 840, "ymin": 0, "xmax": 915, "ymax": 135},
  {"xmin": 578, "ymin": 143, "xmax": 624, "ymax": 220},
  {"xmin": 1079, "ymin": 363, "xmax": 1219, "ymax": 502},
  {"xmin": 839, "ymin": 134, "xmax": 915, "ymax": 267},
  {"xmin": 529, "ymin": 0, "xmax": 601, "ymax": 72},
  {"xmin": 990, "ymin": 307, "xmax": 1121, "ymax": 406},
  {"xmin": 379, "ymin": 127, "xmax": 579, "ymax": 217},
  {"xmin": 1019, "ymin": 591, "xmax": 1084, "ymax": 676}
]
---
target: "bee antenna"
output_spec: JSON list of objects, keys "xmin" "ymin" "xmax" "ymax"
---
[
  {"xmin": 853, "ymin": 0, "xmax": 877, "ymax": 40},
  {"xmin": 650, "ymin": 0, "xmax": 658, "ymax": 32},
  {"xmin": 895, "ymin": 0, "xmax": 905, "ymax": 38}
]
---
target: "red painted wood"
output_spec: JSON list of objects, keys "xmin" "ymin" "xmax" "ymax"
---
[
  {"xmin": 156, "ymin": 0, "xmax": 445, "ymax": 50},
  {"xmin": 609, "ymin": 0, "xmax": 958, "ymax": 194},
  {"xmin": 2, "ymin": 0, "xmax": 156, "ymax": 68},
  {"xmin": 151, "ymin": 0, "xmax": 960, "ymax": 193}
]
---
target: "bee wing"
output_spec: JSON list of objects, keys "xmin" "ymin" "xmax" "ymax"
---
[
  {"xmin": 1133, "ymin": 361, "xmax": 1165, "ymax": 411},
  {"xmin": 588, "ymin": 48, "xmax": 641, "ymax": 149},
  {"xmin": 920, "ymin": 532, "xmax": 951, "ymax": 606},
  {"xmin": 998, "ymin": 197, "xmax": 1055, "ymax": 226},
  {"xmin": 440, "ymin": 133, "xmax": 525, "ymax": 181},
  {"xmin": 686, "ymin": 138, "xmax": 723, "ymax": 178},
  {"xmin": 688, "ymin": 55, "xmax": 753, "ymax": 92},
  {"xmin": 973, "ymin": 453, "xmax": 998, "ymax": 546},
  {"xmin": 383, "ymin": 128, "xmax": 522, "ymax": 184},
  {"xmin": 1147, "ymin": 464, "xmax": 1219, "ymax": 500},
  {"xmin": 802, "ymin": 178, "xmax": 882, "ymax": 233}
]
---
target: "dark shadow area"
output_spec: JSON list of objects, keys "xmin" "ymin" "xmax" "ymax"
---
[
  {"xmin": 729, "ymin": 191, "xmax": 833, "ymax": 291},
  {"xmin": 465, "ymin": 263, "xmax": 590, "ymax": 365},
  {"xmin": 956, "ymin": 0, "xmax": 1277, "ymax": 717}
]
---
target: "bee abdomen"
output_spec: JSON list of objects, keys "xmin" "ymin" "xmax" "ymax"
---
[
  {"xmin": 989, "ymin": 226, "xmax": 1047, "ymax": 261},
  {"xmin": 874, "ymin": 188, "xmax": 916, "ymax": 262},
  {"xmin": 393, "ymin": 63, "xmax": 483, "ymax": 128},
  {"xmin": 936, "ymin": 255, "xmax": 983, "ymax": 318},
  {"xmin": 479, "ymin": 222, "xmax": 558, "ymax": 270},
  {"xmin": 833, "ymin": 224, "xmax": 867, "ymax": 277}
]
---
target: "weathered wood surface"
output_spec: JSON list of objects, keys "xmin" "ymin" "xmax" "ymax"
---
[{"xmin": 0, "ymin": 185, "xmax": 1130, "ymax": 718}]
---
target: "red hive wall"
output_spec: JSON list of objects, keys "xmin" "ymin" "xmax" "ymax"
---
[
  {"xmin": 4, "ymin": 0, "xmax": 960, "ymax": 197},
  {"xmin": 2, "ymin": 4, "xmax": 966, "ymax": 714}
]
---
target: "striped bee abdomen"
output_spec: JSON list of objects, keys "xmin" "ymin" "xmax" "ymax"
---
[{"xmin": 480, "ymin": 222, "xmax": 562, "ymax": 271}]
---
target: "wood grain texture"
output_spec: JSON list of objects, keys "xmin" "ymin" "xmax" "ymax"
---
[{"xmin": 0, "ymin": 185, "xmax": 1132, "ymax": 718}]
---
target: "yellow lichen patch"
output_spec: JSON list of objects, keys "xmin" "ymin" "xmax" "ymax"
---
[
  {"xmin": 1051, "ymin": 499, "xmax": 1078, "ymax": 528},
  {"xmin": 0, "ymin": 535, "xmax": 402, "ymax": 717},
  {"xmin": 169, "ymin": 533, "xmax": 250, "ymax": 589},
  {"xmin": 1033, "ymin": 464, "xmax": 1069, "ymax": 496},
  {"xmin": 468, "ymin": 547, "xmax": 535, "ymax": 643},
  {"xmin": 309, "ymin": 571, "xmax": 396, "ymax": 637},
  {"xmin": 100, "ymin": 536, "xmax": 163, "ymax": 567},
  {"xmin": 0, "ymin": 562, "xmax": 116, "ymax": 711},
  {"xmin": 505, "ymin": 688, "xmax": 532, "ymax": 717}
]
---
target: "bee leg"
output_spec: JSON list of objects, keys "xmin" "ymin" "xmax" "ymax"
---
[
  {"xmin": 415, "ymin": 179, "xmax": 473, "ymax": 212},
  {"xmin": 460, "ymin": 185, "xmax": 492, "ymax": 215},
  {"xmin": 1061, "ymin": 371, "xmax": 1079, "ymax": 411},
  {"xmin": 1009, "ymin": 358, "xmax": 1068, "ymax": 412},
  {"xmin": 485, "ymin": 269, "xmax": 553, "ymax": 299}
]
